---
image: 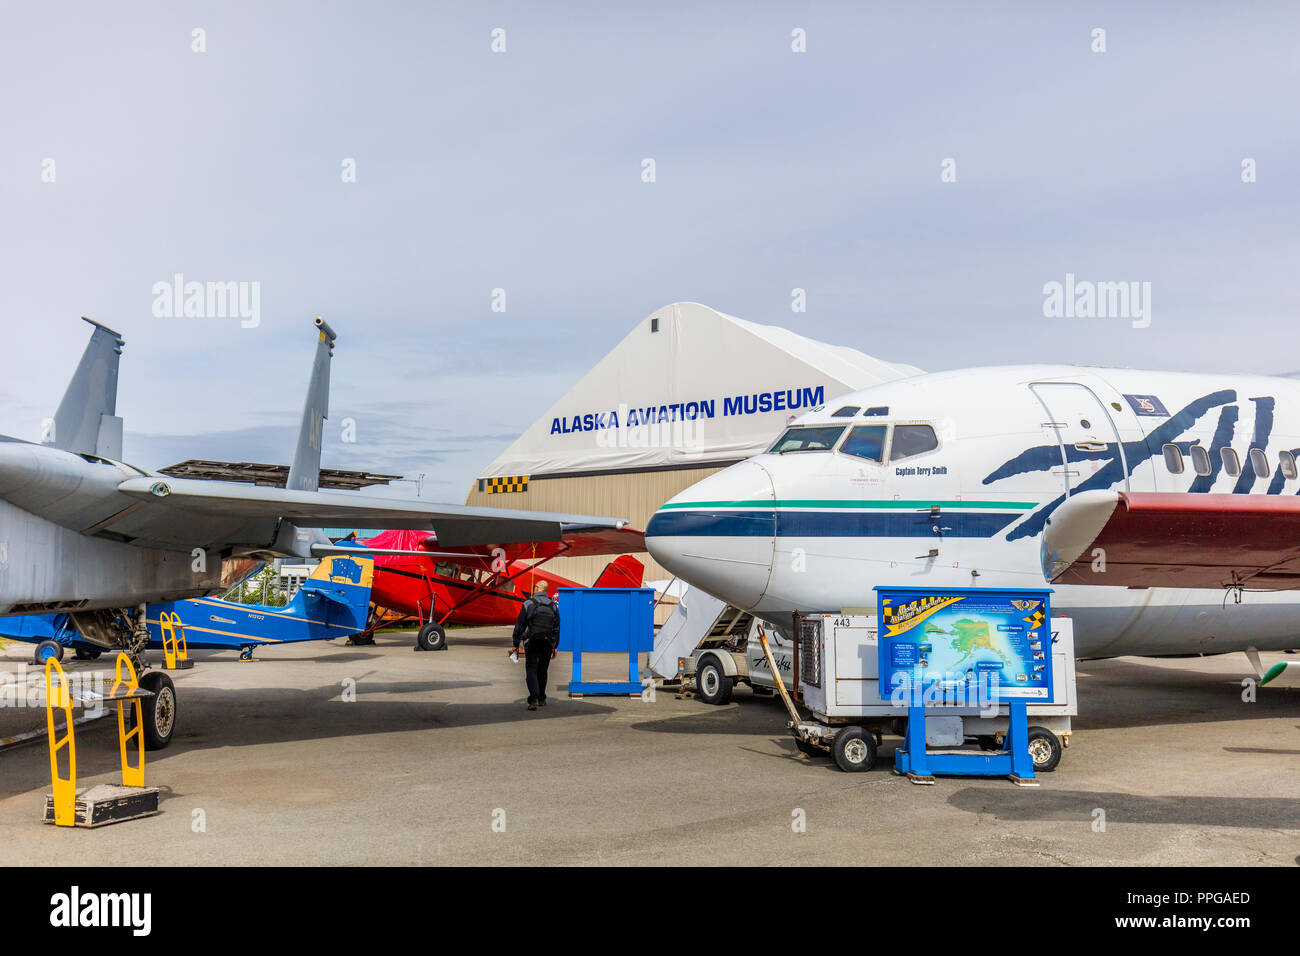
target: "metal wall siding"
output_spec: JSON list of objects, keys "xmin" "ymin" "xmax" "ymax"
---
[{"xmin": 463, "ymin": 466, "xmax": 726, "ymax": 589}]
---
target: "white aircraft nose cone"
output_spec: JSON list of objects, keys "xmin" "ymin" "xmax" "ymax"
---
[{"xmin": 645, "ymin": 459, "xmax": 776, "ymax": 608}]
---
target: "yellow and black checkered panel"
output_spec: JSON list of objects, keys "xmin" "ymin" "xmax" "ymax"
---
[{"xmin": 482, "ymin": 475, "xmax": 530, "ymax": 494}]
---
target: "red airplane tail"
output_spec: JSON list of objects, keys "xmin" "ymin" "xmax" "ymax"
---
[{"xmin": 594, "ymin": 554, "xmax": 644, "ymax": 588}]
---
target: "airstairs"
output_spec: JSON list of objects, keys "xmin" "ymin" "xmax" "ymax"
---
[{"xmin": 649, "ymin": 584, "xmax": 754, "ymax": 678}]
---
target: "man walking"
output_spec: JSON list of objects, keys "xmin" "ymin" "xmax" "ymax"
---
[{"xmin": 511, "ymin": 580, "xmax": 560, "ymax": 711}]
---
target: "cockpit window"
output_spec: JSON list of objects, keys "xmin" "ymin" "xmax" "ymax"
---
[
  {"xmin": 889, "ymin": 424, "xmax": 939, "ymax": 462},
  {"xmin": 841, "ymin": 425, "xmax": 888, "ymax": 462},
  {"xmin": 831, "ymin": 406, "xmax": 860, "ymax": 418},
  {"xmin": 769, "ymin": 425, "xmax": 846, "ymax": 454}
]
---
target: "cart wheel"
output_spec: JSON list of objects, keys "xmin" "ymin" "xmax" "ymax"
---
[
  {"xmin": 1026, "ymin": 726, "xmax": 1062, "ymax": 772},
  {"xmin": 695, "ymin": 655, "xmax": 733, "ymax": 705},
  {"xmin": 34, "ymin": 640, "xmax": 63, "ymax": 665},
  {"xmin": 832, "ymin": 726, "xmax": 876, "ymax": 772},
  {"xmin": 795, "ymin": 738, "xmax": 824, "ymax": 757},
  {"xmin": 416, "ymin": 623, "xmax": 447, "ymax": 652}
]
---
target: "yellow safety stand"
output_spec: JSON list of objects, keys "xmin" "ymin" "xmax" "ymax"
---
[
  {"xmin": 112, "ymin": 653, "xmax": 145, "ymax": 788},
  {"xmin": 159, "ymin": 611, "xmax": 194, "ymax": 670},
  {"xmin": 42, "ymin": 652, "xmax": 162, "ymax": 828},
  {"xmin": 44, "ymin": 658, "xmax": 77, "ymax": 827}
]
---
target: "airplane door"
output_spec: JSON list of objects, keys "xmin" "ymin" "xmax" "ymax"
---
[{"xmin": 1029, "ymin": 383, "xmax": 1130, "ymax": 496}]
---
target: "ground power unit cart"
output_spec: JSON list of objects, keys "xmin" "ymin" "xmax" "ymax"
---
[{"xmin": 779, "ymin": 613, "xmax": 1077, "ymax": 774}]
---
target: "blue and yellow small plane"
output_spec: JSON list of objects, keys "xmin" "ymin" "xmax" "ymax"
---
[{"xmin": 1, "ymin": 552, "xmax": 374, "ymax": 663}]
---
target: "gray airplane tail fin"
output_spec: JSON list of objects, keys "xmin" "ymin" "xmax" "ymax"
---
[
  {"xmin": 285, "ymin": 317, "xmax": 337, "ymax": 492},
  {"xmin": 46, "ymin": 317, "xmax": 125, "ymax": 459}
]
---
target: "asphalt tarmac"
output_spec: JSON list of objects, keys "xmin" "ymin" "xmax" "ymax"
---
[{"xmin": 0, "ymin": 628, "xmax": 1296, "ymax": 865}]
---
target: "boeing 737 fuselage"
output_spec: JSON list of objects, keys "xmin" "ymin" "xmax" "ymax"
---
[{"xmin": 646, "ymin": 365, "xmax": 1300, "ymax": 658}]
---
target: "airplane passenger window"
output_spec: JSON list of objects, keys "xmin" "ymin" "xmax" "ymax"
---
[
  {"xmin": 889, "ymin": 424, "xmax": 939, "ymax": 462},
  {"xmin": 1221, "ymin": 448, "xmax": 1241, "ymax": 477},
  {"xmin": 1189, "ymin": 445, "xmax": 1211, "ymax": 476},
  {"xmin": 1281, "ymin": 450, "xmax": 1298, "ymax": 480},
  {"xmin": 841, "ymin": 425, "xmax": 888, "ymax": 462},
  {"xmin": 434, "ymin": 562, "xmax": 456, "ymax": 577},
  {"xmin": 1250, "ymin": 448, "xmax": 1269, "ymax": 478},
  {"xmin": 769, "ymin": 425, "xmax": 846, "ymax": 454},
  {"xmin": 1162, "ymin": 444, "xmax": 1184, "ymax": 474},
  {"xmin": 831, "ymin": 406, "xmax": 860, "ymax": 418}
]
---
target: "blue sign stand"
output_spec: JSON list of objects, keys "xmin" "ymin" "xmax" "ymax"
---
[
  {"xmin": 556, "ymin": 587, "xmax": 654, "ymax": 697},
  {"xmin": 894, "ymin": 700, "xmax": 1037, "ymax": 786},
  {"xmin": 877, "ymin": 586, "xmax": 1052, "ymax": 787}
]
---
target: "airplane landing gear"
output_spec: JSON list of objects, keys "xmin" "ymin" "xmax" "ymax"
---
[
  {"xmin": 67, "ymin": 605, "xmax": 180, "ymax": 750},
  {"xmin": 415, "ymin": 623, "xmax": 447, "ymax": 652},
  {"xmin": 33, "ymin": 640, "xmax": 64, "ymax": 665}
]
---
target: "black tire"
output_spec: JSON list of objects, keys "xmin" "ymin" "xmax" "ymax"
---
[
  {"xmin": 832, "ymin": 725, "xmax": 877, "ymax": 773},
  {"xmin": 695, "ymin": 656, "xmax": 733, "ymax": 705},
  {"xmin": 416, "ymin": 623, "xmax": 447, "ymax": 652},
  {"xmin": 33, "ymin": 640, "xmax": 63, "ymax": 665},
  {"xmin": 976, "ymin": 735, "xmax": 1001, "ymax": 752},
  {"xmin": 795, "ymin": 738, "xmax": 824, "ymax": 757},
  {"xmin": 74, "ymin": 647, "xmax": 101, "ymax": 661},
  {"xmin": 136, "ymin": 671, "xmax": 177, "ymax": 751},
  {"xmin": 1026, "ymin": 726, "xmax": 1062, "ymax": 772}
]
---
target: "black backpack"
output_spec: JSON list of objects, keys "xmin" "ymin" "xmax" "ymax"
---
[{"xmin": 527, "ymin": 596, "xmax": 559, "ymax": 640}]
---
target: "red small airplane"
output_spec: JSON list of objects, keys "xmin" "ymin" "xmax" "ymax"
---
[{"xmin": 350, "ymin": 526, "xmax": 647, "ymax": 650}]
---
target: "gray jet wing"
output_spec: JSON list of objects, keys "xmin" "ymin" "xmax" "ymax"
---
[{"xmin": 113, "ymin": 476, "xmax": 625, "ymax": 550}]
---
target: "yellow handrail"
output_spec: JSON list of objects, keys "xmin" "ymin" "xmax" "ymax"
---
[
  {"xmin": 111, "ymin": 653, "xmax": 145, "ymax": 788},
  {"xmin": 44, "ymin": 658, "xmax": 77, "ymax": 826}
]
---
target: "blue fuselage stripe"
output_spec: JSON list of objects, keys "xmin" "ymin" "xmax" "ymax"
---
[{"xmin": 646, "ymin": 510, "xmax": 1021, "ymax": 539}]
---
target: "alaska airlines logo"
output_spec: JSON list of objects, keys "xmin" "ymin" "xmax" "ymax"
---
[{"xmin": 983, "ymin": 389, "xmax": 1296, "ymax": 541}]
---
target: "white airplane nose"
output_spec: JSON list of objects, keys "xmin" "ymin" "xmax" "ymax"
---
[{"xmin": 645, "ymin": 459, "xmax": 776, "ymax": 608}]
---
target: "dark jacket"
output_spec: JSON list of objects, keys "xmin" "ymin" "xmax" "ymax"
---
[{"xmin": 512, "ymin": 594, "xmax": 560, "ymax": 649}]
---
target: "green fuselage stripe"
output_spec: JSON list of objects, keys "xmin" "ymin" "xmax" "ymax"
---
[{"xmin": 658, "ymin": 499, "xmax": 1037, "ymax": 511}]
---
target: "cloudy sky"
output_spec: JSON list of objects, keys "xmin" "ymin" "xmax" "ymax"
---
[{"xmin": 3, "ymin": 2, "xmax": 1297, "ymax": 500}]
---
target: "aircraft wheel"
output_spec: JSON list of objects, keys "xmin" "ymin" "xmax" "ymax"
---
[
  {"xmin": 1026, "ymin": 727, "xmax": 1062, "ymax": 772},
  {"xmin": 416, "ymin": 623, "xmax": 447, "ymax": 652},
  {"xmin": 34, "ymin": 640, "xmax": 64, "ymax": 665},
  {"xmin": 136, "ymin": 671, "xmax": 177, "ymax": 750},
  {"xmin": 832, "ymin": 726, "xmax": 876, "ymax": 773},
  {"xmin": 74, "ymin": 647, "xmax": 102, "ymax": 661},
  {"xmin": 695, "ymin": 656, "xmax": 733, "ymax": 705}
]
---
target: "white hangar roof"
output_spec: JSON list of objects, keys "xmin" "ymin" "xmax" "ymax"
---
[{"xmin": 480, "ymin": 301, "xmax": 923, "ymax": 478}]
